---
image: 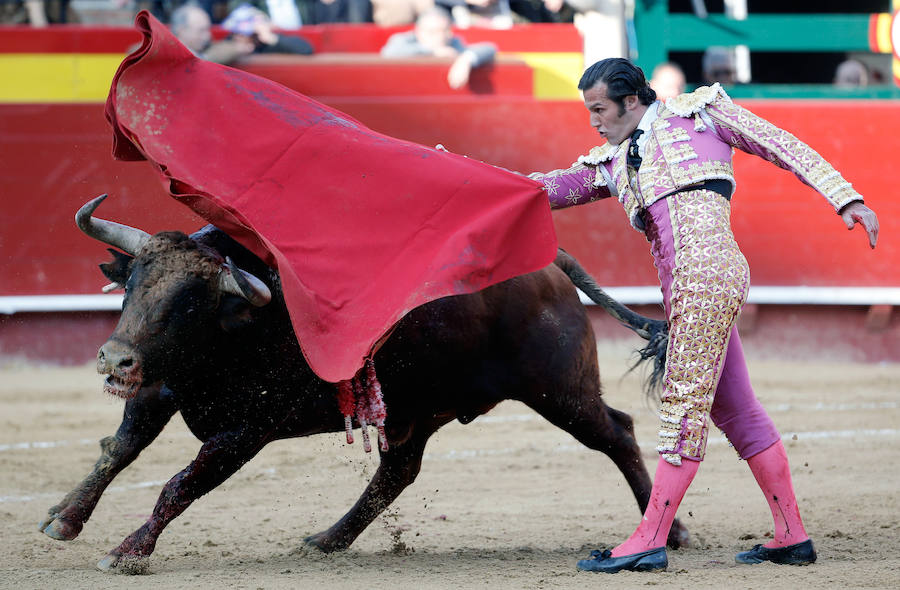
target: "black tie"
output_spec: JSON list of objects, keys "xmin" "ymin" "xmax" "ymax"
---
[{"xmin": 627, "ymin": 128, "xmax": 644, "ymax": 170}]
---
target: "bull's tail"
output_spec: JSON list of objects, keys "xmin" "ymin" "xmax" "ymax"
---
[{"xmin": 553, "ymin": 248, "xmax": 667, "ymax": 395}]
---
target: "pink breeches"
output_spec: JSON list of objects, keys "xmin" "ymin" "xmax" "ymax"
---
[{"xmin": 644, "ymin": 191, "xmax": 780, "ymax": 464}]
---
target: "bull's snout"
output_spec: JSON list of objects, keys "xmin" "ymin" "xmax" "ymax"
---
[
  {"xmin": 97, "ymin": 340, "xmax": 139, "ymax": 375},
  {"xmin": 97, "ymin": 340, "xmax": 144, "ymax": 398}
]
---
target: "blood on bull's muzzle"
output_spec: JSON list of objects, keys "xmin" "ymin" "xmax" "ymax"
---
[{"xmin": 97, "ymin": 339, "xmax": 144, "ymax": 399}]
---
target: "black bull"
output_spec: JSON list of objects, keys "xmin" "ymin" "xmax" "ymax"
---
[{"xmin": 39, "ymin": 195, "xmax": 684, "ymax": 572}]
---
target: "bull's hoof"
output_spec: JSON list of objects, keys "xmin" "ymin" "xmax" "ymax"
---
[
  {"xmin": 303, "ymin": 533, "xmax": 347, "ymax": 553},
  {"xmin": 39, "ymin": 514, "xmax": 82, "ymax": 541},
  {"xmin": 97, "ymin": 552, "xmax": 151, "ymax": 575},
  {"xmin": 667, "ymin": 519, "xmax": 691, "ymax": 550}
]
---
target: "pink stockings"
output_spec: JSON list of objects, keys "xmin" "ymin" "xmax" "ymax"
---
[
  {"xmin": 747, "ymin": 440, "xmax": 809, "ymax": 548},
  {"xmin": 612, "ymin": 457, "xmax": 699, "ymax": 556},
  {"xmin": 611, "ymin": 440, "xmax": 808, "ymax": 556}
]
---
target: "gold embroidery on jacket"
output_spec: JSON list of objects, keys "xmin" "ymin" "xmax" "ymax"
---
[
  {"xmin": 655, "ymin": 126, "xmax": 690, "ymax": 146},
  {"xmin": 531, "ymin": 161, "xmax": 612, "ymax": 200},
  {"xmin": 662, "ymin": 142, "xmax": 698, "ymax": 165},
  {"xmin": 577, "ymin": 142, "xmax": 616, "ymax": 165},
  {"xmin": 664, "ymin": 83, "xmax": 725, "ymax": 117},
  {"xmin": 669, "ymin": 160, "xmax": 734, "ymax": 186},
  {"xmin": 656, "ymin": 189, "xmax": 750, "ymax": 465},
  {"xmin": 638, "ymin": 129, "xmax": 675, "ymax": 202},
  {"xmin": 612, "ymin": 147, "xmax": 644, "ymax": 226}
]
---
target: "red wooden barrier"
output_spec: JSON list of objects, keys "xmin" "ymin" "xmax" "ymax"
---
[
  {"xmin": 1, "ymin": 88, "xmax": 896, "ymax": 296},
  {"xmin": 1, "ymin": 27, "xmax": 898, "ymax": 365}
]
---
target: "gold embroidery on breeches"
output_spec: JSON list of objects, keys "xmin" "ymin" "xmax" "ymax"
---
[{"xmin": 656, "ymin": 189, "xmax": 750, "ymax": 465}]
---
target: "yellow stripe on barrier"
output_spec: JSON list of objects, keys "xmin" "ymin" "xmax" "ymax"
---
[
  {"xmin": 875, "ymin": 13, "xmax": 893, "ymax": 53},
  {"xmin": 0, "ymin": 54, "xmax": 123, "ymax": 103},
  {"xmin": 512, "ymin": 52, "xmax": 584, "ymax": 100},
  {"xmin": 7, "ymin": 52, "xmax": 586, "ymax": 102}
]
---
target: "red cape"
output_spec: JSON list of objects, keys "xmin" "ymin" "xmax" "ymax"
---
[{"xmin": 105, "ymin": 11, "xmax": 557, "ymax": 382}]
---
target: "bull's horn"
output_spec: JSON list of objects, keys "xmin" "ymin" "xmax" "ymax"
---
[
  {"xmin": 219, "ymin": 257, "xmax": 272, "ymax": 307},
  {"xmin": 75, "ymin": 194, "xmax": 151, "ymax": 256}
]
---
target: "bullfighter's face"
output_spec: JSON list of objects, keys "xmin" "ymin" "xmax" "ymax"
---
[{"xmin": 583, "ymin": 82, "xmax": 643, "ymax": 146}]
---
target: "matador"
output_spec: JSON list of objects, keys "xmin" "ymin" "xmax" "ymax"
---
[{"xmin": 529, "ymin": 58, "xmax": 879, "ymax": 574}]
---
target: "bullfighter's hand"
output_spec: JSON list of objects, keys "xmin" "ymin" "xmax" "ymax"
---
[{"xmin": 840, "ymin": 201, "xmax": 879, "ymax": 249}]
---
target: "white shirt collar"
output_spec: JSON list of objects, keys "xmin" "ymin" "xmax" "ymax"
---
[
  {"xmin": 613, "ymin": 101, "xmax": 660, "ymax": 155},
  {"xmin": 633, "ymin": 101, "xmax": 660, "ymax": 154}
]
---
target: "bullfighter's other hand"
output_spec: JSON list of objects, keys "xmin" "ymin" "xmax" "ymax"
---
[{"xmin": 840, "ymin": 201, "xmax": 879, "ymax": 249}]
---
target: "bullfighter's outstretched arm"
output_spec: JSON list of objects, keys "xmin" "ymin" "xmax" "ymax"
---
[
  {"xmin": 528, "ymin": 159, "xmax": 615, "ymax": 210},
  {"xmin": 703, "ymin": 95, "xmax": 860, "ymax": 210},
  {"xmin": 683, "ymin": 87, "xmax": 878, "ymax": 247}
]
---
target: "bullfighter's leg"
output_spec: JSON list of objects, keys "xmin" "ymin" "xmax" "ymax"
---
[
  {"xmin": 596, "ymin": 189, "xmax": 749, "ymax": 561},
  {"xmin": 304, "ymin": 419, "xmax": 448, "ymax": 552},
  {"xmin": 709, "ymin": 329, "xmax": 811, "ymax": 552},
  {"xmin": 39, "ymin": 384, "xmax": 178, "ymax": 541},
  {"xmin": 97, "ymin": 426, "xmax": 269, "ymax": 573},
  {"xmin": 520, "ymin": 388, "xmax": 689, "ymax": 549}
]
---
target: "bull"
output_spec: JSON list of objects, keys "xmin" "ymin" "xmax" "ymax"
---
[{"xmin": 39, "ymin": 194, "xmax": 684, "ymax": 573}]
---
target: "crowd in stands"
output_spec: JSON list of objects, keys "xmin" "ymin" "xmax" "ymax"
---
[
  {"xmin": 0, "ymin": 0, "xmax": 604, "ymax": 27},
  {"xmin": 1, "ymin": 0, "xmax": 877, "ymax": 92},
  {"xmin": 1, "ymin": 0, "xmax": 632, "ymax": 89}
]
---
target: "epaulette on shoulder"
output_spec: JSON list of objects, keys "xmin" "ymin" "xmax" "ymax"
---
[
  {"xmin": 664, "ymin": 83, "xmax": 732, "ymax": 117},
  {"xmin": 576, "ymin": 143, "xmax": 615, "ymax": 166}
]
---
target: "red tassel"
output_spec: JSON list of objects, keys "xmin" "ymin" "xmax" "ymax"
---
[
  {"xmin": 333, "ymin": 359, "xmax": 389, "ymax": 453},
  {"xmin": 336, "ymin": 380, "xmax": 355, "ymax": 444},
  {"xmin": 353, "ymin": 372, "xmax": 373, "ymax": 452},
  {"xmin": 365, "ymin": 359, "xmax": 389, "ymax": 452}
]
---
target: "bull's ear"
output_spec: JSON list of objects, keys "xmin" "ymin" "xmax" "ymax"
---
[
  {"xmin": 218, "ymin": 297, "xmax": 255, "ymax": 333},
  {"xmin": 99, "ymin": 248, "xmax": 133, "ymax": 284}
]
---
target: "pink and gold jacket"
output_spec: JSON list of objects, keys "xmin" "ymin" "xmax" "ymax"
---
[{"xmin": 531, "ymin": 84, "xmax": 862, "ymax": 230}]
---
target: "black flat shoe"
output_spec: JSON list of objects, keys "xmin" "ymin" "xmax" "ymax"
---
[
  {"xmin": 735, "ymin": 539, "xmax": 816, "ymax": 565},
  {"xmin": 576, "ymin": 547, "xmax": 668, "ymax": 573}
]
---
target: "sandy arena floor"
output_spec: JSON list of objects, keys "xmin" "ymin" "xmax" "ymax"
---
[{"xmin": 1, "ymin": 342, "xmax": 899, "ymax": 589}]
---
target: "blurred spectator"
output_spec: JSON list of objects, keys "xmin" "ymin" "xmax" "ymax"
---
[
  {"xmin": 566, "ymin": 0, "xmax": 627, "ymax": 64},
  {"xmin": 834, "ymin": 58, "xmax": 869, "ymax": 88},
  {"xmin": 381, "ymin": 7, "xmax": 497, "ymax": 89},
  {"xmin": 236, "ymin": 0, "xmax": 372, "ymax": 25},
  {"xmin": 221, "ymin": 3, "xmax": 313, "ymax": 53},
  {"xmin": 0, "ymin": 0, "xmax": 76, "ymax": 24},
  {"xmin": 204, "ymin": 0, "xmax": 231, "ymax": 22},
  {"xmin": 649, "ymin": 61, "xmax": 686, "ymax": 100},
  {"xmin": 436, "ymin": 0, "xmax": 513, "ymax": 29},
  {"xmin": 133, "ymin": 0, "xmax": 174, "ymax": 24},
  {"xmin": 370, "ymin": 0, "xmax": 432, "ymax": 26},
  {"xmin": 171, "ymin": 3, "xmax": 214, "ymax": 53},
  {"xmin": 300, "ymin": 0, "xmax": 372, "ymax": 23},
  {"xmin": 702, "ymin": 45, "xmax": 738, "ymax": 86},
  {"xmin": 508, "ymin": 0, "xmax": 573, "ymax": 23},
  {"xmin": 171, "ymin": 3, "xmax": 312, "ymax": 65},
  {"xmin": 261, "ymin": 0, "xmax": 302, "ymax": 26},
  {"xmin": 229, "ymin": 0, "xmax": 305, "ymax": 27},
  {"xmin": 24, "ymin": 0, "xmax": 47, "ymax": 24}
]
